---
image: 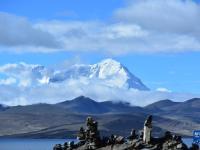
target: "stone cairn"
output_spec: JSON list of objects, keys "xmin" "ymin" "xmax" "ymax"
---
[
  {"xmin": 82, "ymin": 117, "xmax": 101, "ymax": 149},
  {"xmin": 53, "ymin": 116, "xmax": 199, "ymax": 150}
]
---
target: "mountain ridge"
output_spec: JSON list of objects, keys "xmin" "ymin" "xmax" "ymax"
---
[
  {"xmin": 56, "ymin": 95, "xmax": 146, "ymax": 114},
  {"xmin": 0, "ymin": 96, "xmax": 199, "ymax": 138}
]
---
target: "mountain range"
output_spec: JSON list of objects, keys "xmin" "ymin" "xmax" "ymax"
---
[
  {"xmin": 0, "ymin": 59, "xmax": 149, "ymax": 90},
  {"xmin": 0, "ymin": 58, "xmax": 199, "ymax": 138},
  {"xmin": 0, "ymin": 96, "xmax": 199, "ymax": 138}
]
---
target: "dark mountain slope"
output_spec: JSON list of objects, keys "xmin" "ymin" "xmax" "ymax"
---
[
  {"xmin": 145, "ymin": 98, "xmax": 200, "ymax": 123},
  {"xmin": 0, "ymin": 104, "xmax": 9, "ymax": 111},
  {"xmin": 56, "ymin": 96, "xmax": 145, "ymax": 114},
  {"xmin": 56, "ymin": 96, "xmax": 109, "ymax": 114},
  {"xmin": 0, "ymin": 96, "xmax": 200, "ymax": 138}
]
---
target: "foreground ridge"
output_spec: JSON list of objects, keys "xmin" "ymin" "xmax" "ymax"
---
[{"xmin": 53, "ymin": 116, "xmax": 199, "ymax": 150}]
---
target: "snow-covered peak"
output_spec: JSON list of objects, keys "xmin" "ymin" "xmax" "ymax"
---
[
  {"xmin": 0, "ymin": 59, "xmax": 149, "ymax": 90},
  {"xmin": 93, "ymin": 59, "xmax": 122, "ymax": 78},
  {"xmin": 85, "ymin": 59, "xmax": 149, "ymax": 90},
  {"xmin": 98, "ymin": 58, "xmax": 121, "ymax": 66}
]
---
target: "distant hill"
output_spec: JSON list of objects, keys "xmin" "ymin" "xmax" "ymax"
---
[
  {"xmin": 145, "ymin": 99, "xmax": 179, "ymax": 109},
  {"xmin": 0, "ymin": 96, "xmax": 199, "ymax": 138},
  {"xmin": 56, "ymin": 96, "xmax": 145, "ymax": 114},
  {"xmin": 56, "ymin": 96, "xmax": 109, "ymax": 114},
  {"xmin": 0, "ymin": 104, "xmax": 9, "ymax": 111},
  {"xmin": 145, "ymin": 98, "xmax": 200, "ymax": 124},
  {"xmin": 145, "ymin": 99, "xmax": 180, "ymax": 113},
  {"xmin": 145, "ymin": 98, "xmax": 200, "ymax": 114}
]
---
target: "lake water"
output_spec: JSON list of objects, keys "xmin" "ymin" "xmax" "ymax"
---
[
  {"xmin": 0, "ymin": 138, "xmax": 195, "ymax": 150},
  {"xmin": 0, "ymin": 139, "xmax": 68, "ymax": 150}
]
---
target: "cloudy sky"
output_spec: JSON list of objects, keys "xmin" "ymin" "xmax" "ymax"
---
[{"xmin": 0, "ymin": 0, "xmax": 200, "ymax": 105}]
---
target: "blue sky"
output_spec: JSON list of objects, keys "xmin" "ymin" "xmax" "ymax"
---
[
  {"xmin": 0, "ymin": 0, "xmax": 124, "ymax": 20},
  {"xmin": 0, "ymin": 0, "xmax": 200, "ymax": 96}
]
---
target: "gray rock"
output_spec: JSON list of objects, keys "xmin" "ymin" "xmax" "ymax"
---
[{"xmin": 53, "ymin": 116, "xmax": 192, "ymax": 150}]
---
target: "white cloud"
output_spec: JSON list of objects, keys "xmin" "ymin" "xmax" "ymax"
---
[
  {"xmin": 0, "ymin": 12, "xmax": 61, "ymax": 51},
  {"xmin": 35, "ymin": 20, "xmax": 200, "ymax": 55},
  {"xmin": 156, "ymin": 87, "xmax": 172, "ymax": 93},
  {"xmin": 1, "ymin": 0, "xmax": 200, "ymax": 54},
  {"xmin": 0, "ymin": 62, "xmax": 52, "ymax": 87},
  {"xmin": 0, "ymin": 61, "xmax": 198, "ymax": 106},
  {"xmin": 0, "ymin": 78, "xmax": 198, "ymax": 106},
  {"xmin": 115, "ymin": 0, "xmax": 200, "ymax": 34}
]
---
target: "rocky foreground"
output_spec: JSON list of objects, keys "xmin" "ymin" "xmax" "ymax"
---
[{"xmin": 53, "ymin": 117, "xmax": 199, "ymax": 150}]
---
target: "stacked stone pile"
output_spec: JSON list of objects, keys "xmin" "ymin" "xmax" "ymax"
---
[{"xmin": 53, "ymin": 116, "xmax": 199, "ymax": 150}]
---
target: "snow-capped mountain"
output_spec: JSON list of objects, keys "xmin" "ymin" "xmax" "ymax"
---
[
  {"xmin": 0, "ymin": 59, "xmax": 149, "ymax": 90},
  {"xmin": 49, "ymin": 59, "xmax": 149, "ymax": 90}
]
